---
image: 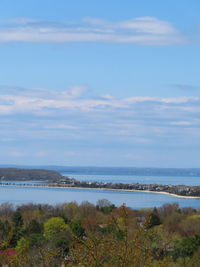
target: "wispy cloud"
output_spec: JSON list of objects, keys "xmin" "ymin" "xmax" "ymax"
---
[
  {"xmin": 169, "ymin": 121, "xmax": 193, "ymax": 126},
  {"xmin": 0, "ymin": 86, "xmax": 200, "ymax": 165},
  {"xmin": 85, "ymin": 16, "xmax": 177, "ymax": 35},
  {"xmin": 0, "ymin": 86, "xmax": 199, "ymax": 116},
  {"xmin": 0, "ymin": 16, "xmax": 185, "ymax": 45}
]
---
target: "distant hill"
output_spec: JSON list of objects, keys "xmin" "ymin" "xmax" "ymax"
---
[
  {"xmin": 0, "ymin": 168, "xmax": 63, "ymax": 182},
  {"xmin": 1, "ymin": 165, "xmax": 200, "ymax": 177}
]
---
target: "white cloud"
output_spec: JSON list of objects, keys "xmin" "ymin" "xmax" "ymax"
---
[
  {"xmin": 0, "ymin": 87, "xmax": 199, "ymax": 116},
  {"xmin": 1, "ymin": 86, "xmax": 200, "ymax": 158},
  {"xmin": 0, "ymin": 16, "xmax": 185, "ymax": 45},
  {"xmin": 65, "ymin": 86, "xmax": 87, "ymax": 98},
  {"xmin": 170, "ymin": 121, "xmax": 193, "ymax": 126},
  {"xmin": 86, "ymin": 16, "xmax": 177, "ymax": 35},
  {"xmin": 123, "ymin": 96, "xmax": 199, "ymax": 105}
]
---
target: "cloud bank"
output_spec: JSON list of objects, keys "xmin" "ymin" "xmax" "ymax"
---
[
  {"xmin": 1, "ymin": 86, "xmax": 200, "ymax": 166},
  {"xmin": 0, "ymin": 16, "xmax": 185, "ymax": 45},
  {"xmin": 0, "ymin": 86, "xmax": 199, "ymax": 116}
]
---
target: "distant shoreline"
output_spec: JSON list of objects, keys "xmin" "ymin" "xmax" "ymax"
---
[
  {"xmin": 0, "ymin": 167, "xmax": 200, "ymax": 199},
  {"xmin": 0, "ymin": 183, "xmax": 200, "ymax": 199}
]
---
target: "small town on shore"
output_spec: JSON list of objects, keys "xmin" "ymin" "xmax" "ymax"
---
[
  {"xmin": 54, "ymin": 176, "xmax": 200, "ymax": 197},
  {"xmin": 0, "ymin": 167, "xmax": 200, "ymax": 198}
]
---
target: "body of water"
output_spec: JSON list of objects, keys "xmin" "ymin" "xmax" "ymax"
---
[
  {"xmin": 0, "ymin": 185, "xmax": 199, "ymax": 209},
  {"xmin": 62, "ymin": 173, "xmax": 200, "ymax": 186},
  {"xmin": 60, "ymin": 167, "xmax": 200, "ymax": 186},
  {"xmin": 0, "ymin": 167, "xmax": 200, "ymax": 209}
]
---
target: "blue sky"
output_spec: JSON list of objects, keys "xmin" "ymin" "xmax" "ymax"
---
[{"xmin": 0, "ymin": 0, "xmax": 200, "ymax": 167}]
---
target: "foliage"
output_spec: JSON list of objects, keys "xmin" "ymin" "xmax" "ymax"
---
[
  {"xmin": 70, "ymin": 218, "xmax": 85, "ymax": 237},
  {"xmin": 0, "ymin": 201, "xmax": 199, "ymax": 266},
  {"xmin": 44, "ymin": 216, "xmax": 70, "ymax": 241},
  {"xmin": 144, "ymin": 212, "xmax": 161, "ymax": 229},
  {"xmin": 12, "ymin": 209, "xmax": 23, "ymax": 228},
  {"xmin": 173, "ymin": 235, "xmax": 200, "ymax": 259}
]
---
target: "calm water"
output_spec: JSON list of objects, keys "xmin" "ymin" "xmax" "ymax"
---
[
  {"xmin": 0, "ymin": 167, "xmax": 200, "ymax": 208},
  {"xmin": 4, "ymin": 166, "xmax": 199, "ymax": 185},
  {"xmin": 60, "ymin": 167, "xmax": 200, "ymax": 186},
  {"xmin": 62, "ymin": 173, "xmax": 200, "ymax": 185},
  {"xmin": 0, "ymin": 186, "xmax": 199, "ymax": 209}
]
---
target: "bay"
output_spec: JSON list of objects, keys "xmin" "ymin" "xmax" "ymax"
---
[
  {"xmin": 0, "ymin": 167, "xmax": 200, "ymax": 209},
  {"xmin": 60, "ymin": 167, "xmax": 200, "ymax": 186},
  {"xmin": 62, "ymin": 173, "xmax": 200, "ymax": 186},
  {"xmin": 0, "ymin": 186, "xmax": 199, "ymax": 209}
]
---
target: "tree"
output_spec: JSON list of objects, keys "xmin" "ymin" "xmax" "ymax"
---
[
  {"xmin": 144, "ymin": 213, "xmax": 161, "ymax": 229},
  {"xmin": 65, "ymin": 202, "xmax": 79, "ymax": 221},
  {"xmin": 70, "ymin": 218, "xmax": 85, "ymax": 237},
  {"xmin": 44, "ymin": 217, "xmax": 70, "ymax": 241},
  {"xmin": 179, "ymin": 215, "xmax": 200, "ymax": 236},
  {"xmin": 12, "ymin": 209, "xmax": 23, "ymax": 228},
  {"xmin": 173, "ymin": 234, "xmax": 200, "ymax": 260},
  {"xmin": 71, "ymin": 205, "xmax": 156, "ymax": 267},
  {"xmin": 0, "ymin": 202, "xmax": 13, "ymax": 220},
  {"xmin": 27, "ymin": 219, "xmax": 43, "ymax": 234},
  {"xmin": 96, "ymin": 199, "xmax": 115, "ymax": 214}
]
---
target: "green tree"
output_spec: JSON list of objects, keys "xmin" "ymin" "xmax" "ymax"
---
[
  {"xmin": 173, "ymin": 235, "xmax": 200, "ymax": 260},
  {"xmin": 144, "ymin": 213, "xmax": 161, "ymax": 229},
  {"xmin": 27, "ymin": 219, "xmax": 43, "ymax": 234},
  {"xmin": 12, "ymin": 209, "xmax": 23, "ymax": 228},
  {"xmin": 44, "ymin": 217, "xmax": 70, "ymax": 241},
  {"xmin": 70, "ymin": 218, "xmax": 85, "ymax": 237}
]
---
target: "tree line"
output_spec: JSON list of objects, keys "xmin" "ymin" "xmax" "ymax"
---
[{"xmin": 0, "ymin": 200, "xmax": 200, "ymax": 266}]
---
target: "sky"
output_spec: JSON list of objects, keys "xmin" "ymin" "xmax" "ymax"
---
[{"xmin": 0, "ymin": 0, "xmax": 200, "ymax": 167}]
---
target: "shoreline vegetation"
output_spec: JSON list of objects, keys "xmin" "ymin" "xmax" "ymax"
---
[{"xmin": 0, "ymin": 167, "xmax": 200, "ymax": 199}]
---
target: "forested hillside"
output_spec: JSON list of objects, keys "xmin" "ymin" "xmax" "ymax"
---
[
  {"xmin": 0, "ymin": 201, "xmax": 200, "ymax": 266},
  {"xmin": 0, "ymin": 168, "xmax": 63, "ymax": 182}
]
